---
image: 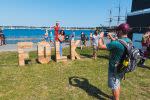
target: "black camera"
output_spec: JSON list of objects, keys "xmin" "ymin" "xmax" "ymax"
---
[{"xmin": 104, "ymin": 32, "xmax": 108, "ymax": 37}]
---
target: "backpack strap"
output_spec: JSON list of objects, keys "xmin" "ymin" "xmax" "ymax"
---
[
  {"xmin": 118, "ymin": 39, "xmax": 129, "ymax": 49},
  {"xmin": 114, "ymin": 39, "xmax": 129, "ymax": 74}
]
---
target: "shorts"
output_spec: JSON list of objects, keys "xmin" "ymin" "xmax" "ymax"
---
[
  {"xmin": 108, "ymin": 72, "xmax": 121, "ymax": 90},
  {"xmin": 81, "ymin": 40, "xmax": 85, "ymax": 45},
  {"xmin": 93, "ymin": 45, "xmax": 98, "ymax": 53}
]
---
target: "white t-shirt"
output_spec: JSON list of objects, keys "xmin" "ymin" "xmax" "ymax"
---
[{"xmin": 92, "ymin": 34, "xmax": 100, "ymax": 46}]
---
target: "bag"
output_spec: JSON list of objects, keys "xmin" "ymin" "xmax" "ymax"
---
[{"xmin": 116, "ymin": 39, "xmax": 141, "ymax": 75}]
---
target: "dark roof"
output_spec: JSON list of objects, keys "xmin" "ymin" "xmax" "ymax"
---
[{"xmin": 132, "ymin": 0, "xmax": 150, "ymax": 12}]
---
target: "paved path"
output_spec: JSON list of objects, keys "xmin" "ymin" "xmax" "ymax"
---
[
  {"xmin": 0, "ymin": 41, "xmax": 93, "ymax": 52},
  {"xmin": 0, "ymin": 42, "xmax": 74, "ymax": 52},
  {"xmin": 0, "ymin": 44, "xmax": 37, "ymax": 52}
]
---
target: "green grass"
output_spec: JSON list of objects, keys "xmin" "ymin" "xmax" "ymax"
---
[{"xmin": 0, "ymin": 47, "xmax": 150, "ymax": 100}]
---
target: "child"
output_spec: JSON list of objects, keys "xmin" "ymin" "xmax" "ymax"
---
[
  {"xmin": 92, "ymin": 30, "xmax": 100, "ymax": 59},
  {"xmin": 44, "ymin": 29, "xmax": 49, "ymax": 42}
]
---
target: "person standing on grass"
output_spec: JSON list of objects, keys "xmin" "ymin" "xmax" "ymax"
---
[
  {"xmin": 58, "ymin": 30, "xmax": 65, "ymax": 57},
  {"xmin": 99, "ymin": 23, "xmax": 131, "ymax": 100},
  {"xmin": 80, "ymin": 32, "xmax": 86, "ymax": 50},
  {"xmin": 92, "ymin": 30, "xmax": 100, "ymax": 59}
]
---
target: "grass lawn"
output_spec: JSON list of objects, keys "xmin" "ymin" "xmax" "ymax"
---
[{"xmin": 0, "ymin": 47, "xmax": 150, "ymax": 100}]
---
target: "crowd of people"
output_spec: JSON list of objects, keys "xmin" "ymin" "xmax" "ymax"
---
[
  {"xmin": 43, "ymin": 23, "xmax": 150, "ymax": 63},
  {"xmin": 43, "ymin": 27, "xmax": 102, "ymax": 58},
  {"xmin": 42, "ymin": 23, "xmax": 148, "ymax": 100},
  {"xmin": 0, "ymin": 29, "xmax": 6, "ymax": 46},
  {"xmin": 0, "ymin": 22, "xmax": 149, "ymax": 100}
]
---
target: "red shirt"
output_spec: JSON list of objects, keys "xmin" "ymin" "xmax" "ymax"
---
[{"xmin": 54, "ymin": 26, "xmax": 60, "ymax": 41}]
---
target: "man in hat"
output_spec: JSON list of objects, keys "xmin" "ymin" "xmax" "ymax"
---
[{"xmin": 99, "ymin": 23, "xmax": 131, "ymax": 100}]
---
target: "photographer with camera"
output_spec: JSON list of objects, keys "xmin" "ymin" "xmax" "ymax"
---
[{"xmin": 98, "ymin": 23, "xmax": 131, "ymax": 100}]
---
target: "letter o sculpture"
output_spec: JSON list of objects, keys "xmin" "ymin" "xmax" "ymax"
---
[{"xmin": 38, "ymin": 41, "xmax": 51, "ymax": 64}]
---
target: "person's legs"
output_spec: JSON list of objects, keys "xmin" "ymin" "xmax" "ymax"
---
[
  {"xmin": 93, "ymin": 46, "xmax": 97, "ymax": 59},
  {"xmin": 93, "ymin": 52, "xmax": 96, "ymax": 59},
  {"xmin": 90, "ymin": 39, "xmax": 92, "ymax": 47},
  {"xmin": 112, "ymin": 86, "xmax": 120, "ymax": 100},
  {"xmin": 138, "ymin": 58, "xmax": 146, "ymax": 66},
  {"xmin": 84, "ymin": 40, "xmax": 86, "ymax": 47},
  {"xmin": 108, "ymin": 73, "xmax": 121, "ymax": 100}
]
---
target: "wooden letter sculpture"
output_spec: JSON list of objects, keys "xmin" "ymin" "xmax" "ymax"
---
[
  {"xmin": 55, "ymin": 41, "xmax": 67, "ymax": 62},
  {"xmin": 17, "ymin": 42, "xmax": 33, "ymax": 66},
  {"xmin": 70, "ymin": 40, "xmax": 81, "ymax": 60},
  {"xmin": 38, "ymin": 41, "xmax": 51, "ymax": 64}
]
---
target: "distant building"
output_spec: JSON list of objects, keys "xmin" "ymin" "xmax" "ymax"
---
[{"xmin": 127, "ymin": 0, "xmax": 150, "ymax": 32}]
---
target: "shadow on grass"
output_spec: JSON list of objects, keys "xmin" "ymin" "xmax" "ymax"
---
[
  {"xmin": 35, "ymin": 55, "xmax": 56, "ymax": 64},
  {"xmin": 51, "ymin": 55, "xmax": 56, "ymax": 61},
  {"xmin": 25, "ymin": 59, "xmax": 32, "ymax": 64},
  {"xmin": 97, "ymin": 55, "xmax": 109, "ymax": 60},
  {"xmin": 76, "ymin": 47, "xmax": 81, "ymax": 50},
  {"xmin": 69, "ymin": 76, "xmax": 112, "ymax": 100},
  {"xmin": 138, "ymin": 65, "xmax": 150, "ymax": 70},
  {"xmin": 80, "ymin": 54, "xmax": 93, "ymax": 58}
]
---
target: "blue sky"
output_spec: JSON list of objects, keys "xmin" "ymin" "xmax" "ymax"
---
[{"xmin": 0, "ymin": 0, "xmax": 132, "ymax": 27}]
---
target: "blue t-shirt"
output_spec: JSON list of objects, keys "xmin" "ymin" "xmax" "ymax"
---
[
  {"xmin": 50, "ymin": 33, "xmax": 54, "ymax": 41},
  {"xmin": 106, "ymin": 37, "xmax": 131, "ymax": 73}
]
